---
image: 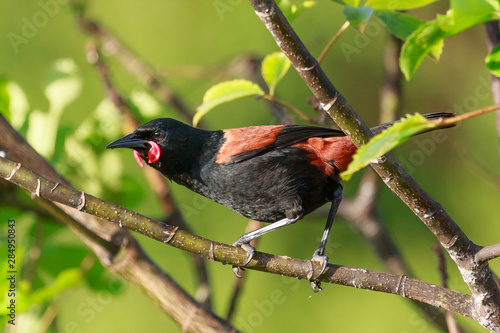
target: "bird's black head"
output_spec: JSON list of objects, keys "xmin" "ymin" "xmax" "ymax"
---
[{"xmin": 106, "ymin": 118, "xmax": 200, "ymax": 175}]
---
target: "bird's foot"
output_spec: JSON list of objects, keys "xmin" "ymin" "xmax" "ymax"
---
[
  {"xmin": 231, "ymin": 242, "xmax": 255, "ymax": 278},
  {"xmin": 309, "ymin": 250, "xmax": 328, "ymax": 292}
]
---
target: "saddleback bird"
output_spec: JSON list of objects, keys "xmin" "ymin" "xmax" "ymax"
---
[{"xmin": 106, "ymin": 112, "xmax": 454, "ymax": 288}]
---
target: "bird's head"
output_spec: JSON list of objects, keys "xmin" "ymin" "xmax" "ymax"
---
[{"xmin": 106, "ymin": 118, "xmax": 192, "ymax": 171}]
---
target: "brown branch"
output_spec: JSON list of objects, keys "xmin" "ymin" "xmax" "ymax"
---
[
  {"xmin": 0, "ymin": 115, "xmax": 233, "ymax": 332},
  {"xmin": 247, "ymin": 1, "xmax": 500, "ymax": 329},
  {"xmin": 86, "ymin": 41, "xmax": 212, "ymax": 309},
  {"xmin": 74, "ymin": 6, "xmax": 195, "ymax": 124},
  {"xmin": 0, "ymin": 156, "xmax": 476, "ymax": 320},
  {"xmin": 433, "ymin": 244, "xmax": 460, "ymax": 333},
  {"xmin": 379, "ymin": 33, "xmax": 403, "ymax": 124},
  {"xmin": 476, "ymin": 244, "xmax": 500, "ymax": 265}
]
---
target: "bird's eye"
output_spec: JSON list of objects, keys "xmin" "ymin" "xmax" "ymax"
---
[{"xmin": 154, "ymin": 130, "xmax": 164, "ymax": 139}]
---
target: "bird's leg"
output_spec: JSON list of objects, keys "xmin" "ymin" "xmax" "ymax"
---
[
  {"xmin": 310, "ymin": 186, "xmax": 342, "ymax": 292},
  {"xmin": 231, "ymin": 216, "xmax": 300, "ymax": 278}
]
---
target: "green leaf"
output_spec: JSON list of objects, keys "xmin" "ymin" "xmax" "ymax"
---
[
  {"xmin": 130, "ymin": 87, "xmax": 162, "ymax": 118},
  {"xmin": 27, "ymin": 110, "xmax": 51, "ymax": 158},
  {"xmin": 374, "ymin": 10, "xmax": 423, "ymax": 40},
  {"xmin": 0, "ymin": 79, "xmax": 9, "ymax": 120},
  {"xmin": 278, "ymin": 0, "xmax": 317, "ymax": 21},
  {"xmin": 400, "ymin": 15, "xmax": 449, "ymax": 80},
  {"xmin": 194, "ymin": 79, "xmax": 264, "ymax": 126},
  {"xmin": 343, "ymin": 0, "xmax": 359, "ymax": 6},
  {"xmin": 486, "ymin": 43, "xmax": 500, "ymax": 76},
  {"xmin": 365, "ymin": 0, "xmax": 439, "ymax": 10},
  {"xmin": 449, "ymin": 0, "xmax": 500, "ymax": 34},
  {"xmin": 44, "ymin": 58, "xmax": 82, "ymax": 113},
  {"xmin": 8, "ymin": 82, "xmax": 30, "ymax": 130},
  {"xmin": 343, "ymin": 6, "xmax": 374, "ymax": 32},
  {"xmin": 261, "ymin": 52, "xmax": 291, "ymax": 95},
  {"xmin": 100, "ymin": 150, "xmax": 123, "ymax": 190},
  {"xmin": 17, "ymin": 268, "xmax": 83, "ymax": 312},
  {"xmin": 341, "ymin": 114, "xmax": 436, "ymax": 180},
  {"xmin": 400, "ymin": 0, "xmax": 500, "ymax": 80}
]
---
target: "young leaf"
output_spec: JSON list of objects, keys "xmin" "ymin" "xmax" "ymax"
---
[
  {"xmin": 365, "ymin": 0, "xmax": 439, "ymax": 10},
  {"xmin": 17, "ymin": 268, "xmax": 83, "ymax": 312},
  {"xmin": 343, "ymin": 0, "xmax": 359, "ymax": 6},
  {"xmin": 0, "ymin": 79, "xmax": 9, "ymax": 121},
  {"xmin": 261, "ymin": 52, "xmax": 291, "ymax": 95},
  {"xmin": 340, "ymin": 114, "xmax": 435, "ymax": 180},
  {"xmin": 343, "ymin": 6, "xmax": 374, "ymax": 32},
  {"xmin": 7, "ymin": 82, "xmax": 30, "ymax": 130},
  {"xmin": 44, "ymin": 58, "xmax": 82, "ymax": 113},
  {"xmin": 400, "ymin": 0, "xmax": 500, "ymax": 80},
  {"xmin": 194, "ymin": 79, "xmax": 264, "ymax": 126},
  {"xmin": 27, "ymin": 110, "xmax": 51, "ymax": 158},
  {"xmin": 278, "ymin": 0, "xmax": 317, "ymax": 22},
  {"xmin": 399, "ymin": 16, "xmax": 448, "ymax": 80},
  {"xmin": 374, "ymin": 10, "xmax": 423, "ymax": 40},
  {"xmin": 486, "ymin": 43, "xmax": 500, "ymax": 76}
]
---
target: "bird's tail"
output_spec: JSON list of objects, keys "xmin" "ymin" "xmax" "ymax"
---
[{"xmin": 370, "ymin": 112, "xmax": 456, "ymax": 135}]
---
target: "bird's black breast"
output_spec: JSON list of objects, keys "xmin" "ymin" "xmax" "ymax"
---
[{"xmin": 195, "ymin": 146, "xmax": 341, "ymax": 222}]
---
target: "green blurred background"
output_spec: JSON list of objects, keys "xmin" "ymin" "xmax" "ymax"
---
[{"xmin": 1, "ymin": 0, "xmax": 499, "ymax": 332}]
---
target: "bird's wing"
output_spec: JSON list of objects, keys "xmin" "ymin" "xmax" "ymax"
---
[{"xmin": 216, "ymin": 125, "xmax": 345, "ymax": 165}]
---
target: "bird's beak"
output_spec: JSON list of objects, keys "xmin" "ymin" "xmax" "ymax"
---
[{"xmin": 105, "ymin": 133, "xmax": 149, "ymax": 150}]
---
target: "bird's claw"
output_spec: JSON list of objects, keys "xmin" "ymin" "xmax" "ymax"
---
[
  {"xmin": 310, "ymin": 280, "xmax": 323, "ymax": 293},
  {"xmin": 309, "ymin": 250, "xmax": 328, "ymax": 292},
  {"xmin": 311, "ymin": 250, "xmax": 328, "ymax": 277},
  {"xmin": 231, "ymin": 242, "xmax": 255, "ymax": 278}
]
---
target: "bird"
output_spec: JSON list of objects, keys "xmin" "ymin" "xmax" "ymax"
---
[{"xmin": 106, "ymin": 112, "xmax": 454, "ymax": 288}]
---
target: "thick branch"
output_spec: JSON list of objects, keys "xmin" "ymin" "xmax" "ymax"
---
[
  {"xmin": 0, "ymin": 116, "xmax": 231, "ymax": 332},
  {"xmin": 0, "ymin": 156, "xmax": 475, "ymax": 320},
  {"xmin": 247, "ymin": 1, "xmax": 500, "ymax": 329}
]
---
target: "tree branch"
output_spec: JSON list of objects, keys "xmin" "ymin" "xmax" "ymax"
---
[
  {"xmin": 247, "ymin": 1, "xmax": 500, "ymax": 329},
  {"xmin": 0, "ymin": 116, "xmax": 232, "ymax": 332},
  {"xmin": 476, "ymin": 244, "xmax": 500, "ymax": 265},
  {"xmin": 0, "ymin": 156, "xmax": 476, "ymax": 320}
]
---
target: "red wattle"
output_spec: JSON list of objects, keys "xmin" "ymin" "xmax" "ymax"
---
[
  {"xmin": 134, "ymin": 150, "xmax": 144, "ymax": 168},
  {"xmin": 148, "ymin": 141, "xmax": 161, "ymax": 163}
]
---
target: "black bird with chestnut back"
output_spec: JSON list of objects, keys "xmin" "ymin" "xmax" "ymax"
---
[{"xmin": 106, "ymin": 112, "xmax": 454, "ymax": 290}]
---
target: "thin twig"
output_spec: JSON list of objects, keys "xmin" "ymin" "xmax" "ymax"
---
[
  {"xmin": 433, "ymin": 244, "xmax": 460, "ymax": 333},
  {"xmin": 74, "ymin": 6, "xmax": 195, "ymax": 124},
  {"xmin": 247, "ymin": 1, "xmax": 500, "ymax": 329},
  {"xmin": 0, "ymin": 157, "xmax": 477, "ymax": 320},
  {"xmin": 476, "ymin": 244, "xmax": 500, "ymax": 265},
  {"xmin": 379, "ymin": 33, "xmax": 403, "ymax": 124},
  {"xmin": 263, "ymin": 94, "xmax": 315, "ymax": 123},
  {"xmin": 317, "ymin": 21, "xmax": 350, "ymax": 65}
]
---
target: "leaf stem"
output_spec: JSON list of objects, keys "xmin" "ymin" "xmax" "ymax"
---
[
  {"xmin": 437, "ymin": 104, "xmax": 500, "ymax": 126},
  {"xmin": 318, "ymin": 21, "xmax": 351, "ymax": 65},
  {"xmin": 262, "ymin": 94, "xmax": 315, "ymax": 123}
]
